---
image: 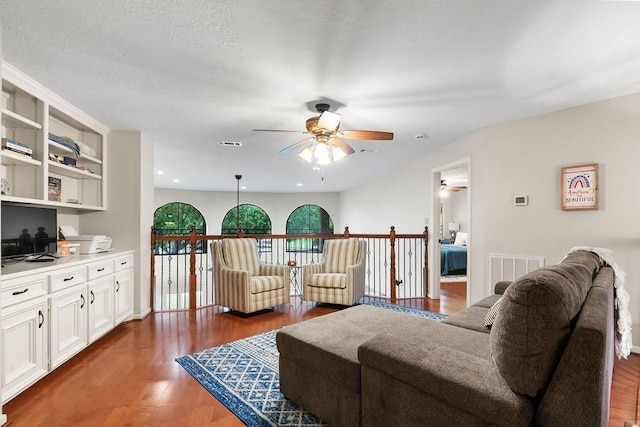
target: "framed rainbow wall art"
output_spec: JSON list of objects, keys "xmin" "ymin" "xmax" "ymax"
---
[{"xmin": 561, "ymin": 163, "xmax": 599, "ymax": 210}]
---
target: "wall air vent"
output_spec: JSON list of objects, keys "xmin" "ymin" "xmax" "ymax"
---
[{"xmin": 217, "ymin": 141, "xmax": 243, "ymax": 147}]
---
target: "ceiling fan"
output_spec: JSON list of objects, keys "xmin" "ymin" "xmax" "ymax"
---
[
  {"xmin": 252, "ymin": 103, "xmax": 393, "ymax": 164},
  {"xmin": 441, "ymin": 180, "xmax": 467, "ymax": 192}
]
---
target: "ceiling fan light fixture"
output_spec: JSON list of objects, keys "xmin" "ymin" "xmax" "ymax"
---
[
  {"xmin": 314, "ymin": 141, "xmax": 332, "ymax": 164},
  {"xmin": 332, "ymin": 146, "xmax": 347, "ymax": 161},
  {"xmin": 318, "ymin": 111, "xmax": 341, "ymax": 132},
  {"xmin": 298, "ymin": 146, "xmax": 314, "ymax": 162}
]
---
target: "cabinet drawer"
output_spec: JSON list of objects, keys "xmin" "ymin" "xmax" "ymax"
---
[
  {"xmin": 87, "ymin": 260, "xmax": 114, "ymax": 280},
  {"xmin": 49, "ymin": 268, "xmax": 87, "ymax": 293},
  {"xmin": 114, "ymin": 253, "xmax": 134, "ymax": 272},
  {"xmin": 1, "ymin": 276, "xmax": 47, "ymax": 308}
]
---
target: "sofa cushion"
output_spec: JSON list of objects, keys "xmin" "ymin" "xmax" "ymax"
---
[
  {"xmin": 442, "ymin": 306, "xmax": 492, "ymax": 334},
  {"xmin": 490, "ymin": 252, "xmax": 601, "ymax": 396},
  {"xmin": 473, "ymin": 294, "xmax": 501, "ymax": 309}
]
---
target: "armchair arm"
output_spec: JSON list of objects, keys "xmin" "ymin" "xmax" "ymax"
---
[
  {"xmin": 346, "ymin": 261, "xmax": 366, "ymax": 300},
  {"xmin": 302, "ymin": 263, "xmax": 323, "ymax": 281},
  {"xmin": 358, "ymin": 334, "xmax": 533, "ymax": 426}
]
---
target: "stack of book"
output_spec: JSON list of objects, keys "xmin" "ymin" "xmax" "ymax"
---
[{"xmin": 2, "ymin": 138, "xmax": 33, "ymax": 157}]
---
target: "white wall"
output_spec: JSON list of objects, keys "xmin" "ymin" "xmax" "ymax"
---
[
  {"xmin": 81, "ymin": 130, "xmax": 154, "ymax": 319},
  {"xmin": 450, "ymin": 190, "xmax": 469, "ymax": 234},
  {"xmin": 342, "ymin": 92, "xmax": 640, "ymax": 341},
  {"xmin": 154, "ymin": 189, "xmax": 341, "ymax": 235}
]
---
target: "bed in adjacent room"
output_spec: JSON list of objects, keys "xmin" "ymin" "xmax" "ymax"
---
[{"xmin": 440, "ymin": 232, "xmax": 468, "ymax": 276}]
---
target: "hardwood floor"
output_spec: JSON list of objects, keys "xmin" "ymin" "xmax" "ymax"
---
[{"xmin": 2, "ymin": 282, "xmax": 638, "ymax": 426}]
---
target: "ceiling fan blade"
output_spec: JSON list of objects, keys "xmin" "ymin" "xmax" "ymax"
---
[
  {"xmin": 279, "ymin": 137, "xmax": 313, "ymax": 155},
  {"xmin": 339, "ymin": 130, "xmax": 394, "ymax": 140},
  {"xmin": 318, "ymin": 111, "xmax": 341, "ymax": 132},
  {"xmin": 331, "ymin": 138, "xmax": 355, "ymax": 155},
  {"xmin": 253, "ymin": 129, "xmax": 307, "ymax": 134}
]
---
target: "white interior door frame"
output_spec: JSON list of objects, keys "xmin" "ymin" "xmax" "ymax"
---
[{"xmin": 429, "ymin": 157, "xmax": 471, "ymax": 302}]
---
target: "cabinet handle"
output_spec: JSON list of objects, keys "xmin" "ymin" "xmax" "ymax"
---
[
  {"xmin": 116, "ymin": 281, "xmax": 120, "ymax": 292},
  {"xmin": 120, "ymin": 261, "xmax": 127, "ymax": 266},
  {"xmin": 38, "ymin": 310, "xmax": 44, "ymax": 329},
  {"xmin": 81, "ymin": 294, "xmax": 85, "ymax": 309},
  {"xmin": 63, "ymin": 276, "xmax": 74, "ymax": 281},
  {"xmin": 97, "ymin": 267, "xmax": 105, "ymax": 272},
  {"xmin": 12, "ymin": 288, "xmax": 29, "ymax": 296},
  {"xmin": 91, "ymin": 290, "xmax": 95, "ymax": 304}
]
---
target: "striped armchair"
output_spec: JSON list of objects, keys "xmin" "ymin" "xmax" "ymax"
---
[
  {"xmin": 211, "ymin": 238, "xmax": 290, "ymax": 314},
  {"xmin": 302, "ymin": 238, "xmax": 366, "ymax": 306}
]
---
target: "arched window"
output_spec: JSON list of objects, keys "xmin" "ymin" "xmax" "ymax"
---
[
  {"xmin": 221, "ymin": 204, "xmax": 272, "ymax": 251},
  {"xmin": 153, "ymin": 202, "xmax": 206, "ymax": 255},
  {"xmin": 286, "ymin": 204, "xmax": 334, "ymax": 253},
  {"xmin": 221, "ymin": 204, "xmax": 271, "ymax": 235}
]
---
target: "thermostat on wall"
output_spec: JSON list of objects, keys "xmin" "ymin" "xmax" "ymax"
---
[{"xmin": 514, "ymin": 195, "xmax": 529, "ymax": 206}]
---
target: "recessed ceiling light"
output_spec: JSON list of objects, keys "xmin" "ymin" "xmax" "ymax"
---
[
  {"xmin": 241, "ymin": 186, "xmax": 247, "ymax": 190},
  {"xmin": 157, "ymin": 170, "xmax": 165, "ymax": 175},
  {"xmin": 297, "ymin": 183, "xmax": 303, "ymax": 187},
  {"xmin": 173, "ymin": 179, "xmax": 180, "ymax": 183}
]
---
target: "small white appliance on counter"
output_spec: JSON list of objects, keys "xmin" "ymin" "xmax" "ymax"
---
[{"xmin": 59, "ymin": 225, "xmax": 113, "ymax": 254}]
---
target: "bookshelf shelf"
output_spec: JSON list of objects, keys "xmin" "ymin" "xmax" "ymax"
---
[
  {"xmin": 48, "ymin": 161, "xmax": 102, "ymax": 180},
  {"xmin": 1, "ymin": 108, "xmax": 42, "ymax": 130},
  {"xmin": 1, "ymin": 149, "xmax": 42, "ymax": 166},
  {"xmin": 48, "ymin": 140, "xmax": 102, "ymax": 164}
]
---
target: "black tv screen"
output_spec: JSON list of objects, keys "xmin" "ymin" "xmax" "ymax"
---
[{"xmin": 1, "ymin": 203, "xmax": 57, "ymax": 258}]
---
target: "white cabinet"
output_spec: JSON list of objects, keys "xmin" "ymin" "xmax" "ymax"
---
[
  {"xmin": 0, "ymin": 250, "xmax": 134, "ymax": 404},
  {"xmin": 48, "ymin": 283, "xmax": 88, "ymax": 370},
  {"xmin": 87, "ymin": 276, "xmax": 114, "ymax": 344},
  {"xmin": 0, "ymin": 296, "xmax": 48, "ymax": 403},
  {"xmin": 114, "ymin": 269, "xmax": 133, "ymax": 326},
  {"xmin": 114, "ymin": 253, "xmax": 134, "ymax": 326},
  {"xmin": 1, "ymin": 62, "xmax": 108, "ymax": 210}
]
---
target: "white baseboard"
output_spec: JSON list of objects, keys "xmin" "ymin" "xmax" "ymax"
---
[
  {"xmin": 632, "ymin": 345, "xmax": 640, "ymax": 354},
  {"xmin": 0, "ymin": 413, "xmax": 7, "ymax": 425},
  {"xmin": 131, "ymin": 307, "xmax": 152, "ymax": 320}
]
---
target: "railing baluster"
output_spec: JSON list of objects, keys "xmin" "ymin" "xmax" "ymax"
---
[{"xmin": 151, "ymin": 227, "xmax": 429, "ymax": 312}]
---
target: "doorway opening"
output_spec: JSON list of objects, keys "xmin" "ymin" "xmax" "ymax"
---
[{"xmin": 430, "ymin": 159, "xmax": 470, "ymax": 308}]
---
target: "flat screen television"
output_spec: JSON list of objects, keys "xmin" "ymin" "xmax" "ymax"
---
[{"xmin": 1, "ymin": 203, "xmax": 58, "ymax": 259}]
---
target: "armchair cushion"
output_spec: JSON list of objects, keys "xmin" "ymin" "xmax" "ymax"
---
[
  {"xmin": 221, "ymin": 238, "xmax": 260, "ymax": 276},
  {"xmin": 308, "ymin": 273, "xmax": 347, "ymax": 289},
  {"xmin": 323, "ymin": 239, "xmax": 362, "ymax": 273},
  {"xmin": 250, "ymin": 276, "xmax": 285, "ymax": 294}
]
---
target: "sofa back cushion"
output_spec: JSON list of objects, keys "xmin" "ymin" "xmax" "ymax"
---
[
  {"xmin": 222, "ymin": 238, "xmax": 260, "ymax": 277},
  {"xmin": 323, "ymin": 239, "xmax": 362, "ymax": 274},
  {"xmin": 490, "ymin": 250, "xmax": 601, "ymax": 396}
]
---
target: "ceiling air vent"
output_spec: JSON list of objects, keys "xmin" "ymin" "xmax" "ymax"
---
[{"xmin": 217, "ymin": 141, "xmax": 242, "ymax": 147}]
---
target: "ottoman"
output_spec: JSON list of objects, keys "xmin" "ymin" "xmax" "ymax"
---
[{"xmin": 276, "ymin": 304, "xmax": 453, "ymax": 427}]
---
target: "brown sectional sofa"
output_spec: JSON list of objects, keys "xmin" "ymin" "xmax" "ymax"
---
[{"xmin": 276, "ymin": 250, "xmax": 615, "ymax": 426}]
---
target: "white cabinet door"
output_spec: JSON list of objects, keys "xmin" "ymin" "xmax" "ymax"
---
[
  {"xmin": 49, "ymin": 284, "xmax": 88, "ymax": 369},
  {"xmin": 114, "ymin": 269, "xmax": 133, "ymax": 326},
  {"xmin": 1, "ymin": 297, "xmax": 48, "ymax": 404},
  {"xmin": 87, "ymin": 277, "xmax": 114, "ymax": 343}
]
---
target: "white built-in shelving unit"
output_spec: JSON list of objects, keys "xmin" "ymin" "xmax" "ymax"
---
[{"xmin": 1, "ymin": 62, "xmax": 108, "ymax": 211}]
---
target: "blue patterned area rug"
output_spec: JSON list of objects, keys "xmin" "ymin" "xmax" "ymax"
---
[{"xmin": 176, "ymin": 302, "xmax": 446, "ymax": 427}]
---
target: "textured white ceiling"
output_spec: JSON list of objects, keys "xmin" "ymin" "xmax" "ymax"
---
[{"xmin": 1, "ymin": 1, "xmax": 640, "ymax": 192}]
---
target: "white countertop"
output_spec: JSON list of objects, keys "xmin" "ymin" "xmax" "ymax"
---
[{"xmin": 1, "ymin": 249, "xmax": 135, "ymax": 280}]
